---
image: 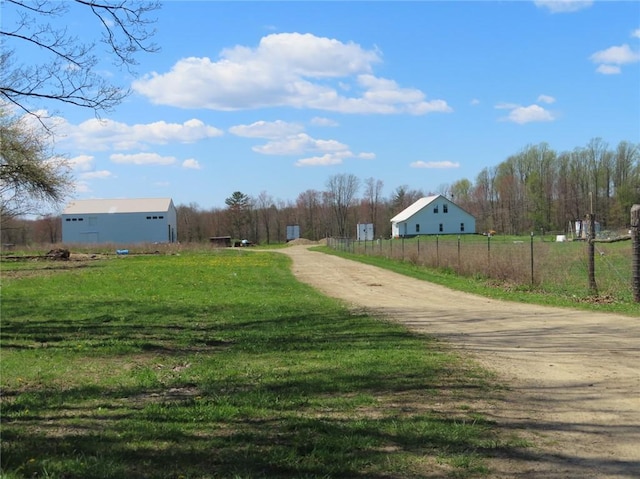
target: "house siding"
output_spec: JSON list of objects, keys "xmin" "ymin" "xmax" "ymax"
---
[{"xmin": 391, "ymin": 196, "xmax": 475, "ymax": 237}]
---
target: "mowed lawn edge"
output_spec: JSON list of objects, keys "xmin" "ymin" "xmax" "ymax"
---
[{"xmin": 1, "ymin": 250, "xmax": 525, "ymax": 478}]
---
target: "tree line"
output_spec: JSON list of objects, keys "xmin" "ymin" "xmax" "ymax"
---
[
  {"xmin": 178, "ymin": 137, "xmax": 639, "ymax": 244},
  {"xmin": 454, "ymin": 139, "xmax": 640, "ymax": 236},
  {"xmin": 2, "ymin": 138, "xmax": 638, "ymax": 246}
]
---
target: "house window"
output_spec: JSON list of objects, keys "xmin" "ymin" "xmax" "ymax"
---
[
  {"xmin": 439, "ymin": 223, "xmax": 443, "ymax": 232},
  {"xmin": 146, "ymin": 216, "xmax": 152, "ymax": 220},
  {"xmin": 159, "ymin": 216, "xmax": 164, "ymax": 219},
  {"xmin": 415, "ymin": 224, "xmax": 420, "ymax": 233},
  {"xmin": 443, "ymin": 204, "xmax": 448, "ymax": 213},
  {"xmin": 433, "ymin": 205, "xmax": 439, "ymax": 213},
  {"xmin": 65, "ymin": 218, "xmax": 71, "ymax": 222},
  {"xmin": 460, "ymin": 223, "xmax": 465, "ymax": 232}
]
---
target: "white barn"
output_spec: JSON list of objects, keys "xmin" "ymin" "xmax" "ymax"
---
[
  {"xmin": 390, "ymin": 195, "xmax": 476, "ymax": 237},
  {"xmin": 62, "ymin": 198, "xmax": 178, "ymax": 244}
]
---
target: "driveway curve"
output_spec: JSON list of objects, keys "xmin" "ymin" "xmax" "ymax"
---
[{"xmin": 279, "ymin": 245, "xmax": 640, "ymax": 479}]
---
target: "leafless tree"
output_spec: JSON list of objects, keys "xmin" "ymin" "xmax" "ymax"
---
[
  {"xmin": 1, "ymin": 0, "xmax": 160, "ymax": 118},
  {"xmin": 255, "ymin": 190, "xmax": 275, "ymax": 244},
  {"xmin": 326, "ymin": 173, "xmax": 360, "ymax": 237},
  {"xmin": 296, "ymin": 189, "xmax": 323, "ymax": 241}
]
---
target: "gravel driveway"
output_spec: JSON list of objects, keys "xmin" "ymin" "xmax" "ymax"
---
[{"xmin": 280, "ymin": 245, "xmax": 640, "ymax": 479}]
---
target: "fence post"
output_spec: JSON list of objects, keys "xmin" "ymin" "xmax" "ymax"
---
[
  {"xmin": 457, "ymin": 235, "xmax": 461, "ymax": 272},
  {"xmin": 436, "ymin": 235, "xmax": 439, "ymax": 268},
  {"xmin": 632, "ymin": 205, "xmax": 640, "ymax": 303},
  {"xmin": 530, "ymin": 232, "xmax": 534, "ymax": 285},
  {"xmin": 487, "ymin": 234, "xmax": 491, "ymax": 277},
  {"xmin": 587, "ymin": 213, "xmax": 598, "ymax": 294}
]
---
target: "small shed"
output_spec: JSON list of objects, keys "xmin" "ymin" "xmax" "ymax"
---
[
  {"xmin": 62, "ymin": 197, "xmax": 177, "ymax": 244},
  {"xmin": 210, "ymin": 236, "xmax": 232, "ymax": 248},
  {"xmin": 390, "ymin": 195, "xmax": 476, "ymax": 237}
]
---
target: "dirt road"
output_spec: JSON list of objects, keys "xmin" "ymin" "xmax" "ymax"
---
[{"xmin": 280, "ymin": 245, "xmax": 640, "ymax": 478}]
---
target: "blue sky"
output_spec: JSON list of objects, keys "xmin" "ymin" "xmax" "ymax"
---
[{"xmin": 16, "ymin": 1, "xmax": 640, "ymax": 210}]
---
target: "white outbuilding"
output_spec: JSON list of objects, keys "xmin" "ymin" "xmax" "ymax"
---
[
  {"xmin": 62, "ymin": 198, "xmax": 178, "ymax": 244},
  {"xmin": 390, "ymin": 195, "xmax": 476, "ymax": 237}
]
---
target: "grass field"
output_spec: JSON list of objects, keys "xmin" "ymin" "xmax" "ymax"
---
[{"xmin": 1, "ymin": 249, "xmax": 525, "ymax": 479}]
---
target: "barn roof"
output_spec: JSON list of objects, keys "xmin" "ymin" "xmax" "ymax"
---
[
  {"xmin": 63, "ymin": 198, "xmax": 173, "ymax": 215},
  {"xmin": 390, "ymin": 195, "xmax": 439, "ymax": 223}
]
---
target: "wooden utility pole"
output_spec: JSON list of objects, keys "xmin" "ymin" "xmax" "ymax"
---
[{"xmin": 632, "ymin": 205, "xmax": 640, "ymax": 303}]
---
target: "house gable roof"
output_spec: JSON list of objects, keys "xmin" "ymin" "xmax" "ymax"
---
[
  {"xmin": 390, "ymin": 195, "xmax": 439, "ymax": 223},
  {"xmin": 63, "ymin": 198, "xmax": 173, "ymax": 215}
]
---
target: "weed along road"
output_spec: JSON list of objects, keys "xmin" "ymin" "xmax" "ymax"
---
[{"xmin": 280, "ymin": 245, "xmax": 640, "ymax": 479}]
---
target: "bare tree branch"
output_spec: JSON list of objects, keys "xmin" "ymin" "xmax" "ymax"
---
[{"xmin": 0, "ymin": 0, "xmax": 160, "ymax": 119}]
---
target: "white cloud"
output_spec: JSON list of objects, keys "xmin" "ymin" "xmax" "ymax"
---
[
  {"xmin": 74, "ymin": 181, "xmax": 91, "ymax": 193},
  {"xmin": 80, "ymin": 170, "xmax": 114, "ymax": 180},
  {"xmin": 110, "ymin": 153, "xmax": 177, "ymax": 165},
  {"xmin": 295, "ymin": 149, "xmax": 375, "ymax": 167},
  {"xmin": 470, "ymin": 99, "xmax": 480, "ymax": 106},
  {"xmin": 537, "ymin": 94, "xmax": 556, "ymax": 104},
  {"xmin": 410, "ymin": 161, "xmax": 460, "ymax": 169},
  {"xmin": 62, "ymin": 118, "xmax": 223, "ymax": 151},
  {"xmin": 504, "ymin": 105, "xmax": 555, "ymax": 124},
  {"xmin": 495, "ymin": 95, "xmax": 557, "ymax": 124},
  {"xmin": 534, "ymin": 1, "xmax": 593, "ymax": 13},
  {"xmin": 632, "ymin": 29, "xmax": 640, "ymax": 39},
  {"xmin": 229, "ymin": 120, "xmax": 304, "ymax": 139},
  {"xmin": 228, "ymin": 117, "xmax": 372, "ymax": 165},
  {"xmin": 310, "ymin": 117, "xmax": 339, "ymax": 127},
  {"xmin": 590, "ymin": 43, "xmax": 640, "ymax": 74},
  {"xmin": 495, "ymin": 102, "xmax": 520, "ymax": 110},
  {"xmin": 68, "ymin": 155, "xmax": 113, "ymax": 186},
  {"xmin": 253, "ymin": 133, "xmax": 349, "ymax": 155},
  {"xmin": 133, "ymin": 32, "xmax": 450, "ymax": 115},
  {"xmin": 349, "ymin": 74, "xmax": 453, "ymax": 114},
  {"xmin": 590, "ymin": 44, "xmax": 640, "ymax": 66},
  {"xmin": 182, "ymin": 159, "xmax": 202, "ymax": 170},
  {"xmin": 295, "ymin": 152, "xmax": 349, "ymax": 167},
  {"xmin": 596, "ymin": 64, "xmax": 622, "ymax": 75},
  {"xmin": 69, "ymin": 155, "xmax": 95, "ymax": 172}
]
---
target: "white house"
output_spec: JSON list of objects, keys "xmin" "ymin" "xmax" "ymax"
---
[
  {"xmin": 62, "ymin": 198, "xmax": 178, "ymax": 244},
  {"xmin": 390, "ymin": 195, "xmax": 476, "ymax": 237}
]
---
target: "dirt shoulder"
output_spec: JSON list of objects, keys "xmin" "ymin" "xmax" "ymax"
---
[{"xmin": 279, "ymin": 245, "xmax": 640, "ymax": 479}]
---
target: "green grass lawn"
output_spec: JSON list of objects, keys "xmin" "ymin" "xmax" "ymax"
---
[{"xmin": 0, "ymin": 250, "xmax": 522, "ymax": 478}]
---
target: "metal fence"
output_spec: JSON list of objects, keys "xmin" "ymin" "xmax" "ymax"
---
[{"xmin": 327, "ymin": 235, "xmax": 635, "ymax": 302}]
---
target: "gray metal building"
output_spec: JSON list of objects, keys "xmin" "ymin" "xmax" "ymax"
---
[{"xmin": 62, "ymin": 198, "xmax": 177, "ymax": 244}]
